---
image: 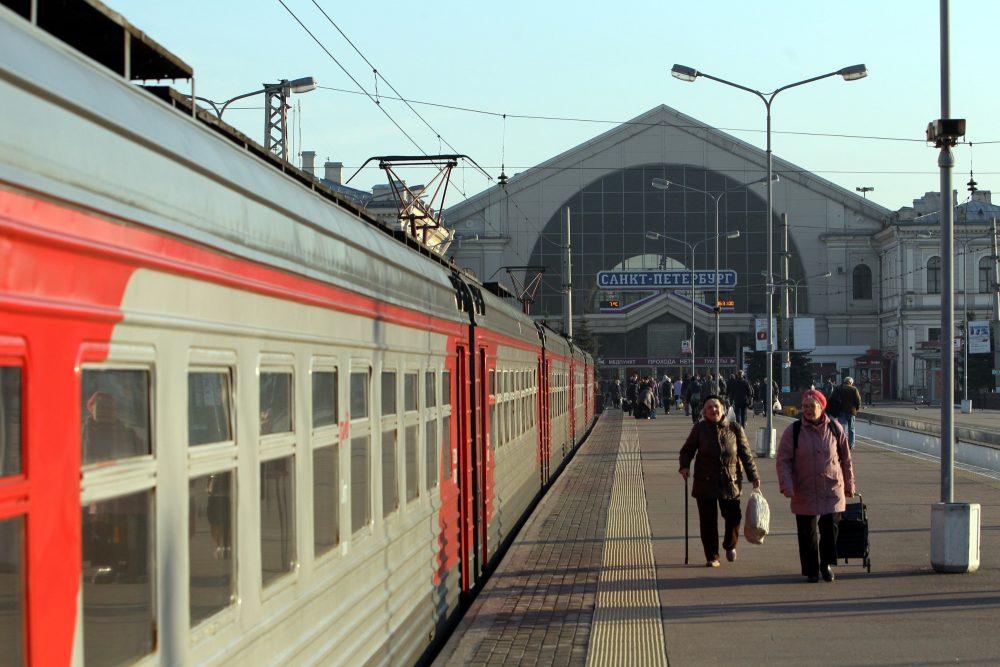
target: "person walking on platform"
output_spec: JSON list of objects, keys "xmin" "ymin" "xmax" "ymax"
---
[
  {"xmin": 658, "ymin": 375, "xmax": 673, "ymax": 415},
  {"xmin": 609, "ymin": 378, "xmax": 622, "ymax": 409},
  {"xmin": 776, "ymin": 389, "xmax": 855, "ymax": 583},
  {"xmin": 833, "ymin": 377, "xmax": 862, "ymax": 448},
  {"xmin": 685, "ymin": 374, "xmax": 704, "ymax": 424},
  {"xmin": 728, "ymin": 370, "xmax": 753, "ymax": 427},
  {"xmin": 679, "ymin": 396, "xmax": 760, "ymax": 567}
]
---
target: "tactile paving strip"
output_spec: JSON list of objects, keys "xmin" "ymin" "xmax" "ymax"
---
[{"xmin": 585, "ymin": 419, "xmax": 668, "ymax": 667}]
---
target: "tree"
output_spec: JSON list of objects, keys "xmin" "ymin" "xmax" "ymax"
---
[{"xmin": 573, "ymin": 318, "xmax": 599, "ymax": 359}]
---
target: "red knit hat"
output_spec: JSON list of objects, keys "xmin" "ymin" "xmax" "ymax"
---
[{"xmin": 802, "ymin": 388, "xmax": 827, "ymax": 409}]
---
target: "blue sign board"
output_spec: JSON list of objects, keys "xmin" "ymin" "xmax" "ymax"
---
[{"xmin": 597, "ymin": 270, "xmax": 738, "ymax": 290}]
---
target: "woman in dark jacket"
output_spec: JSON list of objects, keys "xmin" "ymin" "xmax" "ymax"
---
[
  {"xmin": 679, "ymin": 396, "xmax": 761, "ymax": 567},
  {"xmin": 776, "ymin": 389, "xmax": 855, "ymax": 583}
]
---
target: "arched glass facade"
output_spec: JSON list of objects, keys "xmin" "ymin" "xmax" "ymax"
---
[{"xmin": 528, "ymin": 165, "xmax": 803, "ymax": 319}]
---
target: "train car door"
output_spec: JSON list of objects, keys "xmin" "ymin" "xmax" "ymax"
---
[
  {"xmin": 476, "ymin": 347, "xmax": 489, "ymax": 574},
  {"xmin": 538, "ymin": 356, "xmax": 550, "ymax": 485},
  {"xmin": 454, "ymin": 345, "xmax": 475, "ymax": 596},
  {"xmin": 568, "ymin": 360, "xmax": 576, "ymax": 449}
]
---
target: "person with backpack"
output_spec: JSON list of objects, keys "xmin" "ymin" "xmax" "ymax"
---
[
  {"xmin": 832, "ymin": 377, "xmax": 862, "ymax": 448},
  {"xmin": 679, "ymin": 395, "xmax": 761, "ymax": 567},
  {"xmin": 775, "ymin": 389, "xmax": 855, "ymax": 583}
]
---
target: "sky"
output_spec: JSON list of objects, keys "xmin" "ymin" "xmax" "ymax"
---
[{"xmin": 103, "ymin": 0, "xmax": 1000, "ymax": 214}]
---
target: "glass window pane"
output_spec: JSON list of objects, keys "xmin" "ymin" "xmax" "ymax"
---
[
  {"xmin": 350, "ymin": 372, "xmax": 369, "ymax": 420},
  {"xmin": 381, "ymin": 372, "xmax": 396, "ymax": 416},
  {"xmin": 312, "ymin": 371, "xmax": 338, "ymax": 429},
  {"xmin": 81, "ymin": 369, "xmax": 151, "ymax": 464},
  {"xmin": 425, "ymin": 419, "xmax": 438, "ymax": 489},
  {"xmin": 351, "ymin": 436, "xmax": 371, "ymax": 532},
  {"xmin": 260, "ymin": 457, "xmax": 296, "ymax": 586},
  {"xmin": 0, "ymin": 367, "xmax": 22, "ymax": 476},
  {"xmin": 313, "ymin": 445, "xmax": 339, "ymax": 556},
  {"xmin": 442, "ymin": 372, "xmax": 451, "ymax": 406},
  {"xmin": 381, "ymin": 430, "xmax": 398, "ymax": 517},
  {"xmin": 405, "ymin": 424, "xmax": 418, "ymax": 501},
  {"xmin": 189, "ymin": 471, "xmax": 235, "ymax": 626},
  {"xmin": 0, "ymin": 517, "xmax": 24, "ymax": 666},
  {"xmin": 442, "ymin": 415, "xmax": 451, "ymax": 481},
  {"xmin": 425, "ymin": 372, "xmax": 436, "ymax": 408},
  {"xmin": 260, "ymin": 372, "xmax": 292, "ymax": 435},
  {"xmin": 82, "ymin": 490, "xmax": 155, "ymax": 666},
  {"xmin": 404, "ymin": 373, "xmax": 418, "ymax": 411},
  {"xmin": 188, "ymin": 371, "xmax": 232, "ymax": 446}
]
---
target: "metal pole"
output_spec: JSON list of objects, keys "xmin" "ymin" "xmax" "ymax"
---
[
  {"xmin": 690, "ymin": 252, "xmax": 696, "ymax": 376},
  {"xmin": 714, "ymin": 194, "xmax": 721, "ymax": 382},
  {"xmin": 765, "ymin": 101, "xmax": 775, "ymax": 442},
  {"xmin": 963, "ymin": 237, "xmax": 969, "ymax": 404},
  {"xmin": 781, "ymin": 213, "xmax": 791, "ymax": 392},
  {"xmin": 565, "ymin": 206, "xmax": 573, "ymax": 342},
  {"xmin": 938, "ymin": 0, "xmax": 954, "ymax": 504}
]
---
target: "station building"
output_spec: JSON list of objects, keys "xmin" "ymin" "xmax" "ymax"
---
[{"xmin": 438, "ymin": 105, "xmax": 999, "ymax": 403}]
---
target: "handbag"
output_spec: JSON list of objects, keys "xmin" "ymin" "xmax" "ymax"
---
[{"xmin": 743, "ymin": 487, "xmax": 770, "ymax": 545}]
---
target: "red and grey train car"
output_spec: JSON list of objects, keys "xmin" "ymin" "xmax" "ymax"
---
[{"xmin": 0, "ymin": 4, "xmax": 594, "ymax": 666}]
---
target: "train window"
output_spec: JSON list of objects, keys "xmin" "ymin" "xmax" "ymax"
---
[
  {"xmin": 260, "ymin": 372, "xmax": 292, "ymax": 435},
  {"xmin": 489, "ymin": 369, "xmax": 495, "ymax": 395},
  {"xmin": 442, "ymin": 415, "xmax": 452, "ymax": 480},
  {"xmin": 260, "ymin": 456, "xmax": 296, "ymax": 586},
  {"xmin": 350, "ymin": 435, "xmax": 371, "ymax": 532},
  {"xmin": 442, "ymin": 371, "xmax": 451, "ymax": 406},
  {"xmin": 404, "ymin": 373, "xmax": 418, "ymax": 412},
  {"xmin": 80, "ymin": 369, "xmax": 151, "ymax": 465},
  {"xmin": 0, "ymin": 516, "xmax": 24, "ymax": 666},
  {"xmin": 351, "ymin": 371, "xmax": 369, "ymax": 420},
  {"xmin": 188, "ymin": 371, "xmax": 233, "ymax": 446},
  {"xmin": 313, "ymin": 444, "xmax": 339, "ymax": 555},
  {"xmin": 0, "ymin": 367, "xmax": 21, "ymax": 476},
  {"xmin": 381, "ymin": 429, "xmax": 398, "ymax": 517},
  {"xmin": 312, "ymin": 370, "xmax": 338, "ymax": 428},
  {"xmin": 489, "ymin": 403, "xmax": 497, "ymax": 449},
  {"xmin": 82, "ymin": 489, "xmax": 155, "ymax": 667},
  {"xmin": 425, "ymin": 418, "xmax": 438, "ymax": 489},
  {"xmin": 404, "ymin": 424, "xmax": 418, "ymax": 501},
  {"xmin": 381, "ymin": 371, "xmax": 397, "ymax": 416},
  {"xmin": 425, "ymin": 371, "xmax": 436, "ymax": 408},
  {"xmin": 189, "ymin": 471, "xmax": 235, "ymax": 626}
]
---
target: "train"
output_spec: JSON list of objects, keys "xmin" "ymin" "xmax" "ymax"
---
[{"xmin": 0, "ymin": 3, "xmax": 596, "ymax": 666}]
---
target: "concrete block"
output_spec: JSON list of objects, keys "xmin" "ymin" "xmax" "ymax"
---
[{"xmin": 930, "ymin": 502, "xmax": 981, "ymax": 573}]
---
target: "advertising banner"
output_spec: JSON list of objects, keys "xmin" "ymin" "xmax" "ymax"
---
[
  {"xmin": 969, "ymin": 320, "xmax": 991, "ymax": 354},
  {"xmin": 793, "ymin": 317, "xmax": 816, "ymax": 350},
  {"xmin": 754, "ymin": 317, "xmax": 776, "ymax": 352}
]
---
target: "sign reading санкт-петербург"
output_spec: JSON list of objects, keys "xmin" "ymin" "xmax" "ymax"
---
[{"xmin": 596, "ymin": 270, "xmax": 738, "ymax": 290}]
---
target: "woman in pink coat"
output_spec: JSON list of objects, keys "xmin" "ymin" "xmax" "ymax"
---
[{"xmin": 776, "ymin": 389, "xmax": 855, "ymax": 583}]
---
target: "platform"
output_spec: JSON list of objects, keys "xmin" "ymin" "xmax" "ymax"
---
[{"xmin": 434, "ymin": 406, "xmax": 1000, "ymax": 666}]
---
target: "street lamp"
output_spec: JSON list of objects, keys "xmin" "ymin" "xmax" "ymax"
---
[
  {"xmin": 652, "ymin": 176, "xmax": 773, "ymax": 382},
  {"xmin": 670, "ymin": 62, "xmax": 867, "ymax": 456},
  {"xmin": 194, "ymin": 76, "xmax": 317, "ymax": 161},
  {"xmin": 646, "ymin": 229, "xmax": 741, "ymax": 377},
  {"xmin": 789, "ymin": 271, "xmax": 833, "ymax": 317}
]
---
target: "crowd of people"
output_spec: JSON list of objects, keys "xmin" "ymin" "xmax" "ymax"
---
[{"xmin": 603, "ymin": 370, "xmax": 860, "ymax": 583}]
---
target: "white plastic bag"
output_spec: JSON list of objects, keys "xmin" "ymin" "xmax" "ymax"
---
[
  {"xmin": 744, "ymin": 487, "xmax": 770, "ymax": 545},
  {"xmin": 772, "ymin": 399, "xmax": 782, "ymax": 414},
  {"xmin": 726, "ymin": 405, "xmax": 736, "ymax": 422}
]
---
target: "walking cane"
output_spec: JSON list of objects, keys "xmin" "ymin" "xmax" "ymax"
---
[{"xmin": 684, "ymin": 475, "xmax": 689, "ymax": 564}]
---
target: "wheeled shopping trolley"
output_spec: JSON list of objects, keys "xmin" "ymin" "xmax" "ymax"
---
[{"xmin": 836, "ymin": 492, "xmax": 871, "ymax": 572}]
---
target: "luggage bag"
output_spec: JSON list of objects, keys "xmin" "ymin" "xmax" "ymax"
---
[{"xmin": 836, "ymin": 492, "xmax": 871, "ymax": 572}]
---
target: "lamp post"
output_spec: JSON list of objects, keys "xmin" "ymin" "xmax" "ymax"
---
[
  {"xmin": 670, "ymin": 62, "xmax": 867, "ymax": 455},
  {"xmin": 646, "ymin": 229, "xmax": 740, "ymax": 377},
  {"xmin": 790, "ymin": 271, "xmax": 833, "ymax": 317},
  {"xmin": 194, "ymin": 76, "xmax": 317, "ymax": 161},
  {"xmin": 652, "ymin": 176, "xmax": 771, "ymax": 382}
]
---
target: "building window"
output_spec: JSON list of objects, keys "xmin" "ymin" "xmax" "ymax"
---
[
  {"xmin": 979, "ymin": 256, "xmax": 994, "ymax": 293},
  {"xmin": 926, "ymin": 256, "xmax": 942, "ymax": 294},
  {"xmin": 852, "ymin": 264, "xmax": 872, "ymax": 300}
]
